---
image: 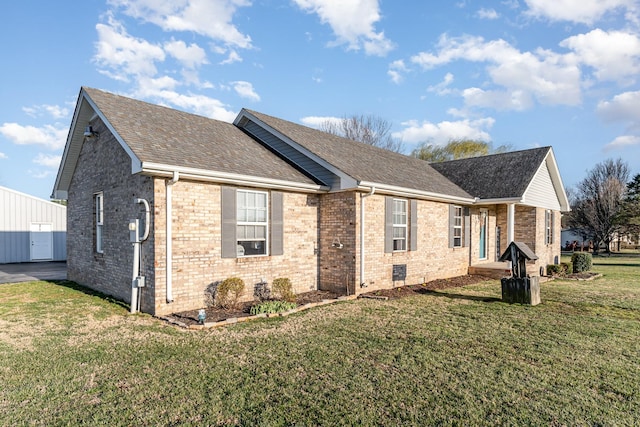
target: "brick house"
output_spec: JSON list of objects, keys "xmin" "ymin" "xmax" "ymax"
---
[{"xmin": 53, "ymin": 88, "xmax": 569, "ymax": 315}]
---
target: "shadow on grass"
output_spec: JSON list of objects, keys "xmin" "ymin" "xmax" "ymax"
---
[
  {"xmin": 415, "ymin": 288, "xmax": 502, "ymax": 303},
  {"xmin": 593, "ymin": 263, "xmax": 640, "ymax": 268},
  {"xmin": 51, "ymin": 279, "xmax": 130, "ymax": 310}
]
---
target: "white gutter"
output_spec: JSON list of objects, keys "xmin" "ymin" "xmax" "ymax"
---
[
  {"xmin": 360, "ymin": 187, "xmax": 376, "ymax": 290},
  {"xmin": 357, "ymin": 182, "xmax": 475, "ymax": 204},
  {"xmin": 166, "ymin": 171, "xmax": 179, "ymax": 303},
  {"xmin": 142, "ymin": 162, "xmax": 328, "ymax": 193}
]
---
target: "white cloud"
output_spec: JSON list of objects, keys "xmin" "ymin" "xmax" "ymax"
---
[
  {"xmin": 393, "ymin": 117, "xmax": 495, "ymax": 144},
  {"xmin": 597, "ymin": 90, "xmax": 640, "ymax": 123},
  {"xmin": 561, "ymin": 29, "xmax": 640, "ymax": 84},
  {"xmin": 22, "ymin": 104, "xmax": 70, "ymax": 120},
  {"xmin": 0, "ymin": 152, "xmax": 7, "ymax": 159},
  {"xmin": 231, "ymin": 81, "xmax": 260, "ymax": 102},
  {"xmin": 29, "ymin": 169, "xmax": 53, "ymax": 179},
  {"xmin": 94, "ymin": 16, "xmax": 166, "ymax": 81},
  {"xmin": 164, "ymin": 39, "xmax": 208, "ymax": 68},
  {"xmin": 427, "ymin": 73, "xmax": 455, "ymax": 95},
  {"xmin": 411, "ymin": 34, "xmax": 582, "ymax": 109},
  {"xmin": 523, "ymin": 0, "xmax": 634, "ymax": 24},
  {"xmin": 137, "ymin": 87, "xmax": 237, "ymax": 122},
  {"xmin": 300, "ymin": 115, "xmax": 341, "ymax": 128},
  {"xmin": 388, "ymin": 59, "xmax": 408, "ymax": 84},
  {"xmin": 0, "ymin": 123, "xmax": 68, "ymax": 150},
  {"xmin": 220, "ymin": 50, "xmax": 242, "ymax": 65},
  {"xmin": 476, "ymin": 8, "xmax": 499, "ymax": 19},
  {"xmin": 108, "ymin": 0, "xmax": 252, "ymax": 48},
  {"xmin": 293, "ymin": 0, "xmax": 394, "ymax": 56},
  {"xmin": 604, "ymin": 135, "xmax": 640, "ymax": 150},
  {"xmin": 462, "ymin": 87, "xmax": 533, "ymax": 111},
  {"xmin": 33, "ymin": 153, "xmax": 62, "ymax": 168}
]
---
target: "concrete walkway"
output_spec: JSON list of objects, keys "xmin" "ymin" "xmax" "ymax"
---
[{"xmin": 0, "ymin": 261, "xmax": 67, "ymax": 284}]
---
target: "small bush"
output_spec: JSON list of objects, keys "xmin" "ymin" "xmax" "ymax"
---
[
  {"xmin": 250, "ymin": 300, "xmax": 298, "ymax": 315},
  {"xmin": 571, "ymin": 252, "xmax": 593, "ymax": 273},
  {"xmin": 546, "ymin": 262, "xmax": 572, "ymax": 277},
  {"xmin": 215, "ymin": 277, "xmax": 245, "ymax": 309},
  {"xmin": 272, "ymin": 277, "xmax": 296, "ymax": 303}
]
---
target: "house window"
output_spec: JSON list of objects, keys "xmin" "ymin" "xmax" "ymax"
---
[
  {"xmin": 95, "ymin": 192, "xmax": 104, "ymax": 253},
  {"xmin": 453, "ymin": 206, "xmax": 463, "ymax": 247},
  {"xmin": 545, "ymin": 209, "xmax": 553, "ymax": 245},
  {"xmin": 237, "ymin": 190, "xmax": 268, "ymax": 256},
  {"xmin": 392, "ymin": 199, "xmax": 407, "ymax": 251}
]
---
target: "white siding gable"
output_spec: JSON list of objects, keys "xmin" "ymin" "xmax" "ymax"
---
[{"xmin": 522, "ymin": 159, "xmax": 561, "ymax": 210}]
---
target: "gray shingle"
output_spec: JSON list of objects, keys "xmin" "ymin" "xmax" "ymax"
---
[
  {"xmin": 430, "ymin": 147, "xmax": 551, "ymax": 199},
  {"xmin": 245, "ymin": 110, "xmax": 472, "ymax": 199},
  {"xmin": 83, "ymin": 88, "xmax": 319, "ymax": 186}
]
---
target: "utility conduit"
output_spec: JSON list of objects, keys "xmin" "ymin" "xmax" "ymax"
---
[{"xmin": 166, "ymin": 171, "xmax": 179, "ymax": 303}]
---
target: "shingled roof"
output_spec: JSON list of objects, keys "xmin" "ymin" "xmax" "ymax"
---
[
  {"xmin": 81, "ymin": 88, "xmax": 319, "ymax": 186},
  {"xmin": 241, "ymin": 109, "xmax": 473, "ymax": 200},
  {"xmin": 430, "ymin": 147, "xmax": 552, "ymax": 200}
]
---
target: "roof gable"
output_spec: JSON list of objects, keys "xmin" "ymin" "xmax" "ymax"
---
[
  {"xmin": 236, "ymin": 109, "xmax": 474, "ymax": 202},
  {"xmin": 431, "ymin": 147, "xmax": 570, "ymax": 211}
]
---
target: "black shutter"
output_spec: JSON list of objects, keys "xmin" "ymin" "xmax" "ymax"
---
[
  {"xmin": 271, "ymin": 191, "xmax": 283, "ymax": 256},
  {"xmin": 221, "ymin": 186, "xmax": 237, "ymax": 258},
  {"xmin": 410, "ymin": 199, "xmax": 418, "ymax": 251},
  {"xmin": 384, "ymin": 196, "xmax": 394, "ymax": 253}
]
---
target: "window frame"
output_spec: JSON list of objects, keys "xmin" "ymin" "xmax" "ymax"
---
[
  {"xmin": 95, "ymin": 192, "xmax": 104, "ymax": 254},
  {"xmin": 452, "ymin": 205, "xmax": 463, "ymax": 248},
  {"xmin": 236, "ymin": 189, "xmax": 269, "ymax": 257},
  {"xmin": 545, "ymin": 209, "xmax": 552, "ymax": 245},
  {"xmin": 392, "ymin": 198, "xmax": 407, "ymax": 252}
]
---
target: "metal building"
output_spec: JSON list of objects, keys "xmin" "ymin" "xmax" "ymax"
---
[{"xmin": 0, "ymin": 185, "xmax": 67, "ymax": 263}]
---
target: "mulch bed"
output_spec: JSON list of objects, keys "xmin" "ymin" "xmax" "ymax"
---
[
  {"xmin": 560, "ymin": 272, "xmax": 602, "ymax": 281},
  {"xmin": 360, "ymin": 275, "xmax": 491, "ymax": 300},
  {"xmin": 166, "ymin": 275, "xmax": 498, "ymax": 326},
  {"xmin": 167, "ymin": 290, "xmax": 341, "ymax": 326}
]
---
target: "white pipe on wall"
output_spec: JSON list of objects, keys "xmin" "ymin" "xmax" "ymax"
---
[
  {"xmin": 507, "ymin": 203, "xmax": 515, "ymax": 244},
  {"xmin": 359, "ymin": 187, "xmax": 375, "ymax": 290},
  {"xmin": 166, "ymin": 171, "xmax": 179, "ymax": 303}
]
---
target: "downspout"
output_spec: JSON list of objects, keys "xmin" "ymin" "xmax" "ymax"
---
[
  {"xmin": 166, "ymin": 171, "xmax": 179, "ymax": 303},
  {"xmin": 360, "ymin": 187, "xmax": 376, "ymax": 291}
]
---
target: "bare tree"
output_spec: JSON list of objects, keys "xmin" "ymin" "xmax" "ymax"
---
[
  {"xmin": 411, "ymin": 139, "xmax": 513, "ymax": 162},
  {"xmin": 567, "ymin": 159, "xmax": 630, "ymax": 254},
  {"xmin": 320, "ymin": 114, "xmax": 404, "ymax": 153}
]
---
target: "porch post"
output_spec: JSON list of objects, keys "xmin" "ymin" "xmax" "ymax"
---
[{"xmin": 507, "ymin": 203, "xmax": 515, "ymax": 244}]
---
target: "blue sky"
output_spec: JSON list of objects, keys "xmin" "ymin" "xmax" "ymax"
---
[{"xmin": 1, "ymin": 0, "xmax": 640, "ymax": 200}]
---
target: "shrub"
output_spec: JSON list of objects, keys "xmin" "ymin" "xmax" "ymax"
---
[
  {"xmin": 571, "ymin": 252, "xmax": 593, "ymax": 273},
  {"xmin": 250, "ymin": 300, "xmax": 298, "ymax": 315},
  {"xmin": 546, "ymin": 262, "xmax": 572, "ymax": 277},
  {"xmin": 215, "ymin": 277, "xmax": 245, "ymax": 309},
  {"xmin": 272, "ymin": 277, "xmax": 296, "ymax": 303}
]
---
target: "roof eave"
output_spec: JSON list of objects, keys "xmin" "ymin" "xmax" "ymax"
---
[
  {"xmin": 357, "ymin": 181, "xmax": 476, "ymax": 204},
  {"xmin": 141, "ymin": 162, "xmax": 329, "ymax": 193}
]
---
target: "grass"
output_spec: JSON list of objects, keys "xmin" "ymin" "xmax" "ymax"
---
[{"xmin": 1, "ymin": 256, "xmax": 639, "ymax": 426}]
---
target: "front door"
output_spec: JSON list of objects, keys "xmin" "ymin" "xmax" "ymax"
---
[
  {"xmin": 479, "ymin": 210, "xmax": 488, "ymax": 260},
  {"xmin": 30, "ymin": 223, "xmax": 53, "ymax": 261}
]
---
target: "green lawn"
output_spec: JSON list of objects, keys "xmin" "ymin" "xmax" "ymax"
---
[{"xmin": 1, "ymin": 256, "xmax": 639, "ymax": 426}]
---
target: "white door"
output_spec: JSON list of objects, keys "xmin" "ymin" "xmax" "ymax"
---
[{"xmin": 30, "ymin": 223, "xmax": 53, "ymax": 261}]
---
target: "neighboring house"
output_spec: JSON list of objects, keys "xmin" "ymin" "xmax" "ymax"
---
[
  {"xmin": 53, "ymin": 87, "xmax": 570, "ymax": 315},
  {"xmin": 0, "ymin": 185, "xmax": 67, "ymax": 264}
]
